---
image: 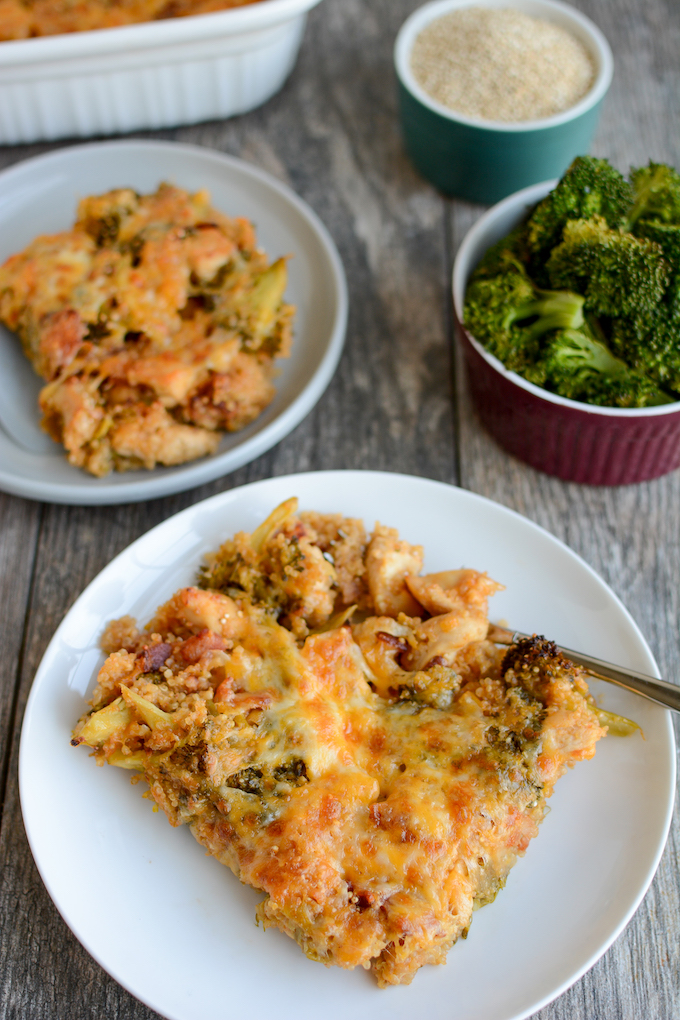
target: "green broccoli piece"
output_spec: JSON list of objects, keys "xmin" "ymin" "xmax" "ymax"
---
[
  {"xmin": 628, "ymin": 161, "xmax": 680, "ymax": 228},
  {"xmin": 540, "ymin": 328, "xmax": 673, "ymax": 407},
  {"xmin": 526, "ymin": 157, "xmax": 634, "ymax": 265},
  {"xmin": 634, "ymin": 218, "xmax": 680, "ymax": 270},
  {"xmin": 464, "ymin": 262, "xmax": 585, "ymax": 374},
  {"xmin": 627, "ymin": 167, "xmax": 680, "ymax": 326},
  {"xmin": 632, "ymin": 219, "xmax": 680, "ymax": 320},
  {"xmin": 545, "ymin": 216, "xmax": 669, "ymax": 324},
  {"xmin": 609, "ymin": 305, "xmax": 680, "ymax": 397},
  {"xmin": 470, "ymin": 223, "xmax": 530, "ymax": 279}
]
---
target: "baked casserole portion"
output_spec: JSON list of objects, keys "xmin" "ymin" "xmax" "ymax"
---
[
  {"xmin": 0, "ymin": 184, "xmax": 293, "ymax": 475},
  {"xmin": 0, "ymin": 0, "xmax": 263, "ymax": 40},
  {"xmin": 73, "ymin": 499, "xmax": 609, "ymax": 985}
]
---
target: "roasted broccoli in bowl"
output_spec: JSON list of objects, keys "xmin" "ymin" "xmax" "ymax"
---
[
  {"xmin": 464, "ymin": 259, "xmax": 585, "ymax": 375},
  {"xmin": 526, "ymin": 155, "xmax": 634, "ymax": 269},
  {"xmin": 463, "ymin": 155, "xmax": 680, "ymax": 409},
  {"xmin": 541, "ymin": 328, "xmax": 672, "ymax": 407}
]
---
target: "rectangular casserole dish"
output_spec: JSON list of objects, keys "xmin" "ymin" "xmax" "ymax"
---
[{"xmin": 0, "ymin": 0, "xmax": 323, "ymax": 144}]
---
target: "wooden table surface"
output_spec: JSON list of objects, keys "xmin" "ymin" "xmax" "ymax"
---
[{"xmin": 0, "ymin": 1, "xmax": 678, "ymax": 1017}]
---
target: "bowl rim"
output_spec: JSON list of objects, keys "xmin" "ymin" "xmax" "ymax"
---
[
  {"xmin": 452, "ymin": 178, "xmax": 680, "ymax": 419},
  {"xmin": 394, "ymin": 0, "xmax": 613, "ymax": 133},
  {"xmin": 0, "ymin": 0, "xmax": 322, "ymax": 63}
]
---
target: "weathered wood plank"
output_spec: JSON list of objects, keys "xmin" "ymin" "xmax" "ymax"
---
[{"xmin": 0, "ymin": 495, "xmax": 41, "ymax": 803}]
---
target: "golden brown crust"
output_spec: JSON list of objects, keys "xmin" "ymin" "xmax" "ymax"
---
[
  {"xmin": 0, "ymin": 0, "xmax": 263, "ymax": 40},
  {"xmin": 0, "ymin": 184, "xmax": 294, "ymax": 475},
  {"xmin": 73, "ymin": 501, "xmax": 607, "ymax": 987},
  {"xmin": 299, "ymin": 512, "xmax": 370, "ymax": 610}
]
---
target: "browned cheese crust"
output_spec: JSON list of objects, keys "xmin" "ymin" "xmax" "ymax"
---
[
  {"xmin": 0, "ymin": 184, "xmax": 293, "ymax": 474},
  {"xmin": 73, "ymin": 499, "xmax": 607, "ymax": 986},
  {"xmin": 0, "ymin": 0, "xmax": 263, "ymax": 40}
]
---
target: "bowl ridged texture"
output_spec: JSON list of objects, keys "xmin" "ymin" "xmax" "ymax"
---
[
  {"xmin": 0, "ymin": 1, "xmax": 319, "ymax": 144},
  {"xmin": 459, "ymin": 325, "xmax": 680, "ymax": 485}
]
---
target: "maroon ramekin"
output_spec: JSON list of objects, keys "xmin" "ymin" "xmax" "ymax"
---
[{"xmin": 452, "ymin": 181, "xmax": 680, "ymax": 486}]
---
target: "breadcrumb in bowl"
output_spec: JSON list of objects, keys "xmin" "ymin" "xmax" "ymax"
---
[{"xmin": 394, "ymin": 0, "xmax": 613, "ymax": 204}]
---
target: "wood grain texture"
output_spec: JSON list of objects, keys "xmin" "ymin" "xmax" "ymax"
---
[
  {"xmin": 0, "ymin": 495, "xmax": 40, "ymax": 816},
  {"xmin": 0, "ymin": 0, "xmax": 678, "ymax": 1017}
]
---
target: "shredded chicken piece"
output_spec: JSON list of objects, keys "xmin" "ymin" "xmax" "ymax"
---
[{"xmin": 365, "ymin": 524, "xmax": 424, "ymax": 617}]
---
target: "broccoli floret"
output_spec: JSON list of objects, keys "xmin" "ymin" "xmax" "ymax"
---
[
  {"xmin": 634, "ymin": 218, "xmax": 680, "ymax": 271},
  {"xmin": 630, "ymin": 219, "xmax": 680, "ymax": 324},
  {"xmin": 464, "ymin": 263, "xmax": 585, "ymax": 373},
  {"xmin": 526, "ymin": 157, "xmax": 634, "ymax": 266},
  {"xmin": 470, "ymin": 224, "xmax": 530, "ymax": 279},
  {"xmin": 545, "ymin": 216, "xmax": 669, "ymax": 324},
  {"xmin": 540, "ymin": 328, "xmax": 673, "ymax": 407},
  {"xmin": 628, "ymin": 161, "xmax": 680, "ymax": 228},
  {"xmin": 609, "ymin": 306, "xmax": 680, "ymax": 398}
]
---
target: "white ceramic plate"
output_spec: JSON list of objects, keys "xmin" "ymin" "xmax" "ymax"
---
[
  {"xmin": 20, "ymin": 472, "xmax": 676, "ymax": 1020},
  {"xmin": 0, "ymin": 142, "xmax": 347, "ymax": 505}
]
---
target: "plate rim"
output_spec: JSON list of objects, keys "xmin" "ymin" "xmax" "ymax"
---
[
  {"xmin": 0, "ymin": 140, "xmax": 348, "ymax": 505},
  {"xmin": 18, "ymin": 470, "xmax": 677, "ymax": 1020}
]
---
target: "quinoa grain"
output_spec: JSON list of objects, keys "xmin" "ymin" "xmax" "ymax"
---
[{"xmin": 410, "ymin": 7, "xmax": 595, "ymax": 123}]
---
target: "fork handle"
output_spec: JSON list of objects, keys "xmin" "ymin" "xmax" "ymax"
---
[
  {"xmin": 490, "ymin": 626, "xmax": 680, "ymax": 714},
  {"xmin": 552, "ymin": 644, "xmax": 680, "ymax": 714}
]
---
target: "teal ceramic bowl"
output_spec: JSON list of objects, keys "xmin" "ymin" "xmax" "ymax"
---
[{"xmin": 395, "ymin": 0, "xmax": 613, "ymax": 204}]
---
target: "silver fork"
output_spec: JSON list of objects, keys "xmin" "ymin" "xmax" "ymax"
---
[{"xmin": 488, "ymin": 625, "xmax": 680, "ymax": 715}]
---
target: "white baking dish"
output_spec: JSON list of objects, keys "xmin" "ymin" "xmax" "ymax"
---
[{"xmin": 0, "ymin": 0, "xmax": 323, "ymax": 145}]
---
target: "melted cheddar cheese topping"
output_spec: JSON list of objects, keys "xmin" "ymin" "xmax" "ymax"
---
[{"xmin": 73, "ymin": 500, "xmax": 606, "ymax": 986}]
